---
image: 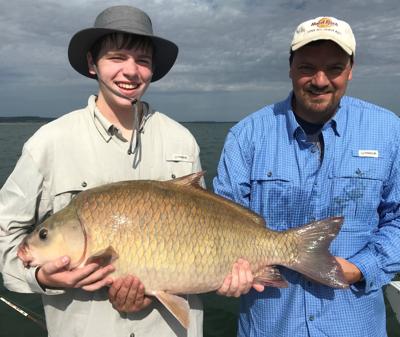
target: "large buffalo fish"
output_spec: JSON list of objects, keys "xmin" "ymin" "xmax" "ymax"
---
[{"xmin": 17, "ymin": 172, "xmax": 347, "ymax": 328}]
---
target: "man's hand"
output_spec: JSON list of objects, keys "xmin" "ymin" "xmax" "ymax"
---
[
  {"xmin": 36, "ymin": 256, "xmax": 114, "ymax": 291},
  {"xmin": 335, "ymin": 257, "xmax": 363, "ymax": 284},
  {"xmin": 108, "ymin": 275, "xmax": 152, "ymax": 313},
  {"xmin": 217, "ymin": 259, "xmax": 264, "ymax": 297}
]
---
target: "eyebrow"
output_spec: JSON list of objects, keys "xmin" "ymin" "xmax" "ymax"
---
[
  {"xmin": 296, "ymin": 59, "xmax": 349, "ymax": 66},
  {"xmin": 105, "ymin": 50, "xmax": 152, "ymax": 58}
]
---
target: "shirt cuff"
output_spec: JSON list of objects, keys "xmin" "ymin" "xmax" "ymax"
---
[
  {"xmin": 348, "ymin": 250, "xmax": 381, "ymax": 293},
  {"xmin": 25, "ymin": 267, "xmax": 65, "ymax": 295}
]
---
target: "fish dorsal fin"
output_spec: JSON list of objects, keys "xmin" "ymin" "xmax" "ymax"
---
[
  {"xmin": 85, "ymin": 246, "xmax": 119, "ymax": 267},
  {"xmin": 154, "ymin": 291, "xmax": 190, "ymax": 329},
  {"xmin": 169, "ymin": 171, "xmax": 205, "ymax": 189}
]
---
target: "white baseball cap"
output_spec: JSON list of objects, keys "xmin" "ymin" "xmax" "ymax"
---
[{"xmin": 291, "ymin": 16, "xmax": 356, "ymax": 55}]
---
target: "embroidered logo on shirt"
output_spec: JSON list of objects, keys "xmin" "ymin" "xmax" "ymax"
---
[
  {"xmin": 358, "ymin": 150, "xmax": 379, "ymax": 158},
  {"xmin": 171, "ymin": 154, "xmax": 191, "ymax": 161}
]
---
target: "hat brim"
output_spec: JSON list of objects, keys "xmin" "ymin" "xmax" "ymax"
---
[
  {"xmin": 291, "ymin": 36, "xmax": 353, "ymax": 56},
  {"xmin": 68, "ymin": 28, "xmax": 178, "ymax": 82}
]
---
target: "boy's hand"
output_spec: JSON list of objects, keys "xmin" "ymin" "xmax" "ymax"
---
[
  {"xmin": 108, "ymin": 275, "xmax": 153, "ymax": 312},
  {"xmin": 36, "ymin": 256, "xmax": 114, "ymax": 291}
]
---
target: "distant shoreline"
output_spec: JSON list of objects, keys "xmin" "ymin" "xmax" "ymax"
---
[
  {"xmin": 0, "ymin": 117, "xmax": 236, "ymax": 123},
  {"xmin": 0, "ymin": 117, "xmax": 55, "ymax": 123}
]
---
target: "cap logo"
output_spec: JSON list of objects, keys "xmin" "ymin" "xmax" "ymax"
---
[{"xmin": 312, "ymin": 17, "xmax": 338, "ymax": 28}]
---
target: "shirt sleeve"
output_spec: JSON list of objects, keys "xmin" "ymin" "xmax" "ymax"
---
[
  {"xmin": 212, "ymin": 129, "xmax": 251, "ymax": 208},
  {"xmin": 0, "ymin": 147, "xmax": 57, "ymax": 294},
  {"xmin": 191, "ymin": 141, "xmax": 206, "ymax": 189},
  {"xmin": 348, "ymin": 134, "xmax": 400, "ymax": 293}
]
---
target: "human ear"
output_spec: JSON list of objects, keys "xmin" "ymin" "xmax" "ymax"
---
[
  {"xmin": 87, "ymin": 53, "xmax": 96, "ymax": 76},
  {"xmin": 348, "ymin": 65, "xmax": 353, "ymax": 81}
]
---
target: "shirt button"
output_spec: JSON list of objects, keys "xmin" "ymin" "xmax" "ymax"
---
[
  {"xmin": 309, "ymin": 315, "xmax": 315, "ymax": 321},
  {"xmin": 81, "ymin": 181, "xmax": 87, "ymax": 188},
  {"xmin": 267, "ymin": 171, "xmax": 272, "ymax": 177},
  {"xmin": 130, "ymin": 333, "xmax": 135, "ymax": 337},
  {"xmin": 171, "ymin": 174, "xmax": 176, "ymax": 179}
]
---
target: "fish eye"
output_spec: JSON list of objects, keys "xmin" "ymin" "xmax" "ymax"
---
[{"xmin": 38, "ymin": 228, "xmax": 48, "ymax": 241}]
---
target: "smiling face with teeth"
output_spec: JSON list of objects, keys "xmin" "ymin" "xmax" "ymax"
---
[
  {"xmin": 289, "ymin": 40, "xmax": 353, "ymax": 124},
  {"xmin": 88, "ymin": 34, "xmax": 154, "ymax": 116}
]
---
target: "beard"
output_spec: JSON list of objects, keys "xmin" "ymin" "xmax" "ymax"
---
[{"xmin": 295, "ymin": 86, "xmax": 340, "ymax": 121}]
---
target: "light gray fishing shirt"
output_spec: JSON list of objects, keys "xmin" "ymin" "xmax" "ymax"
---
[{"xmin": 0, "ymin": 95, "xmax": 204, "ymax": 337}]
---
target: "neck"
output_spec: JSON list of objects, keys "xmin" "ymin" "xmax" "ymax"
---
[{"xmin": 96, "ymin": 94, "xmax": 141, "ymax": 139}]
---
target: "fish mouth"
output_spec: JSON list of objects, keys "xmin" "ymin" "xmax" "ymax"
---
[{"xmin": 17, "ymin": 242, "xmax": 33, "ymax": 268}]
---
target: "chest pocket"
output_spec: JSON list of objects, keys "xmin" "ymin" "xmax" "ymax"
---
[
  {"xmin": 328, "ymin": 151, "xmax": 387, "ymax": 230},
  {"xmin": 250, "ymin": 169, "xmax": 293, "ymax": 231},
  {"xmin": 165, "ymin": 152, "xmax": 194, "ymax": 180}
]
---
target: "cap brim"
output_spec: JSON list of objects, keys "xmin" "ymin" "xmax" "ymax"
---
[
  {"xmin": 291, "ymin": 36, "xmax": 353, "ymax": 56},
  {"xmin": 68, "ymin": 28, "xmax": 178, "ymax": 82}
]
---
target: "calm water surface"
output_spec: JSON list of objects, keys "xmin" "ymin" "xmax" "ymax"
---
[{"xmin": 0, "ymin": 122, "xmax": 399, "ymax": 337}]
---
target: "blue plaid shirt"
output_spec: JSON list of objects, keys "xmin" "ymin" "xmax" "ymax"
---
[{"xmin": 213, "ymin": 93, "xmax": 400, "ymax": 337}]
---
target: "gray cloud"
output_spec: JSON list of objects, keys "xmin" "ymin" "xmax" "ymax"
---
[{"xmin": 0, "ymin": 0, "xmax": 398, "ymax": 121}]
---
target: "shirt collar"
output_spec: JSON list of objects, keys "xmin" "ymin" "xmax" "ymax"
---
[
  {"xmin": 94, "ymin": 108, "xmax": 115, "ymax": 142},
  {"xmin": 284, "ymin": 92, "xmax": 300, "ymax": 143},
  {"xmin": 88, "ymin": 95, "xmax": 113, "ymax": 142},
  {"xmin": 330, "ymin": 98, "xmax": 347, "ymax": 137},
  {"xmin": 88, "ymin": 95, "xmax": 154, "ymax": 143}
]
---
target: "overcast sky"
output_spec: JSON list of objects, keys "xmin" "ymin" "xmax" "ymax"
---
[{"xmin": 1, "ymin": 0, "xmax": 399, "ymax": 121}]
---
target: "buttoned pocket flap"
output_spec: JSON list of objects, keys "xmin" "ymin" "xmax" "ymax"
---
[
  {"xmin": 54, "ymin": 181, "xmax": 86, "ymax": 196},
  {"xmin": 251, "ymin": 169, "xmax": 292, "ymax": 182}
]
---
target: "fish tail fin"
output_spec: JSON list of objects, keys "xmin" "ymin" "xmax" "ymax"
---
[{"xmin": 289, "ymin": 216, "xmax": 349, "ymax": 288}]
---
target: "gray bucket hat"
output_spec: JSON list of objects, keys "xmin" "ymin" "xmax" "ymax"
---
[{"xmin": 68, "ymin": 5, "xmax": 178, "ymax": 82}]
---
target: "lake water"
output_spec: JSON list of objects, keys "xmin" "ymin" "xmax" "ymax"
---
[{"xmin": 0, "ymin": 122, "xmax": 399, "ymax": 337}]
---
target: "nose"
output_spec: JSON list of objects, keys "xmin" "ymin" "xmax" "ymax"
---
[
  {"xmin": 311, "ymin": 70, "xmax": 329, "ymax": 88},
  {"xmin": 122, "ymin": 58, "xmax": 139, "ymax": 78}
]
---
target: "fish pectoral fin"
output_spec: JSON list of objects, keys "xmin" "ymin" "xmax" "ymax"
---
[
  {"xmin": 154, "ymin": 291, "xmax": 190, "ymax": 329},
  {"xmin": 254, "ymin": 265, "xmax": 289, "ymax": 288},
  {"xmin": 85, "ymin": 246, "xmax": 119, "ymax": 266}
]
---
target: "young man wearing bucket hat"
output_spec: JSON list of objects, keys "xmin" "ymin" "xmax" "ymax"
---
[
  {"xmin": 214, "ymin": 17, "xmax": 400, "ymax": 336},
  {"xmin": 0, "ymin": 5, "xmax": 204, "ymax": 337}
]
